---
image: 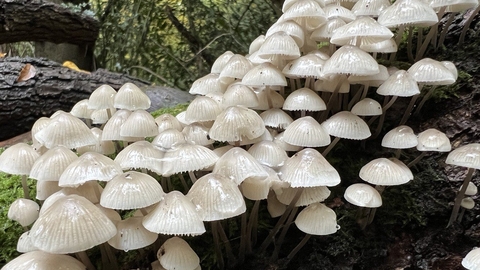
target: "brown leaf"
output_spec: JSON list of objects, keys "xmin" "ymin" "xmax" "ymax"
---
[
  {"xmin": 17, "ymin": 63, "xmax": 36, "ymax": 82},
  {"xmin": 0, "ymin": 52, "xmax": 6, "ymax": 58}
]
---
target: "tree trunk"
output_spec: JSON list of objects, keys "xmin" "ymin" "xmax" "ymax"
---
[
  {"xmin": 0, "ymin": 57, "xmax": 149, "ymax": 140},
  {"xmin": 0, "ymin": 0, "xmax": 99, "ymax": 46}
]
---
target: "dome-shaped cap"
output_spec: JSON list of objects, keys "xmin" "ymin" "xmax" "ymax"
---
[
  {"xmin": 77, "ymin": 127, "xmax": 116, "ymax": 156},
  {"xmin": 90, "ymin": 108, "xmax": 115, "ymax": 125},
  {"xmin": 283, "ymin": 116, "xmax": 331, "ymax": 147},
  {"xmin": 381, "ymin": 125, "xmax": 418, "ymax": 149},
  {"xmin": 463, "ymin": 181, "xmax": 478, "ymax": 196},
  {"xmin": 256, "ymin": 31, "xmax": 301, "ymax": 60},
  {"xmin": 108, "ymin": 217, "xmax": 158, "ymax": 251},
  {"xmin": 267, "ymin": 191, "xmax": 287, "ymax": 218},
  {"xmin": 330, "ymin": 16, "xmax": 393, "ymax": 46},
  {"xmin": 276, "ymin": 186, "xmax": 331, "ymax": 206},
  {"xmin": 88, "ymin": 84, "xmax": 117, "ymax": 110},
  {"xmin": 182, "ymin": 123, "xmax": 214, "ymax": 146},
  {"xmin": 101, "ymin": 171, "xmax": 165, "ymax": 210},
  {"xmin": 70, "ymin": 99, "xmax": 93, "ymax": 119},
  {"xmin": 260, "ymin": 108, "xmax": 294, "ymax": 129},
  {"xmin": 266, "ymin": 21, "xmax": 305, "ymax": 48},
  {"xmin": 377, "ymin": 0, "xmax": 438, "ymax": 28},
  {"xmin": 247, "ymin": 140, "xmax": 288, "ymax": 168},
  {"xmin": 322, "ymin": 111, "xmax": 371, "ymax": 140},
  {"xmin": 0, "ymin": 143, "xmax": 40, "ymax": 175},
  {"xmin": 35, "ymin": 181, "xmax": 62, "ymax": 201},
  {"xmin": 242, "ymin": 62, "xmax": 287, "ymax": 87},
  {"xmin": 359, "ymin": 158, "xmax": 412, "ymax": 185},
  {"xmin": 360, "ymin": 38, "xmax": 398, "ymax": 53},
  {"xmin": 30, "ymin": 146, "xmax": 78, "ymax": 181},
  {"xmin": 407, "ymin": 58, "xmax": 456, "ymax": 85},
  {"xmin": 162, "ymin": 143, "xmax": 219, "ymax": 175},
  {"xmin": 282, "ymin": 54, "xmax": 325, "ymax": 79},
  {"xmin": 416, "ymin": 128, "xmax": 451, "ymax": 152},
  {"xmin": 351, "ymin": 98, "xmax": 382, "ymax": 116},
  {"xmin": 17, "ymin": 231, "xmax": 37, "ymax": 253},
  {"xmin": 155, "ymin": 113, "xmax": 184, "ymax": 133},
  {"xmin": 143, "ymin": 191, "xmax": 206, "ymax": 236},
  {"xmin": 219, "ymin": 54, "xmax": 254, "ymax": 80},
  {"xmin": 348, "ymin": 64, "xmax": 389, "ymax": 87},
  {"xmin": 2, "ymin": 251, "xmax": 86, "ymax": 270},
  {"xmin": 249, "ymin": 35, "xmax": 265, "ymax": 54},
  {"xmin": 311, "ymin": 18, "xmax": 347, "ymax": 42},
  {"xmin": 252, "ymin": 87, "xmax": 285, "ymax": 110},
  {"xmin": 324, "ymin": 4, "xmax": 356, "ymax": 22},
  {"xmin": 344, "ymin": 183, "xmax": 382, "ymax": 207},
  {"xmin": 322, "ymin": 45, "xmax": 379, "ymax": 76},
  {"xmin": 187, "ymin": 173, "xmax": 246, "ymax": 221},
  {"xmin": 462, "ymin": 247, "xmax": 480, "ymax": 270},
  {"xmin": 102, "ymin": 109, "xmax": 138, "ymax": 141},
  {"xmin": 351, "ymin": 0, "xmax": 391, "ymax": 17},
  {"xmin": 283, "ymin": 88, "xmax": 327, "ymax": 112},
  {"xmin": 189, "ymin": 73, "xmax": 228, "ymax": 95},
  {"xmin": 240, "ymin": 175, "xmax": 272, "ymax": 201},
  {"xmin": 280, "ymin": 148, "xmax": 341, "ymax": 187},
  {"xmin": 209, "ymin": 105, "xmax": 265, "ymax": 142},
  {"xmin": 35, "ymin": 111, "xmax": 97, "ymax": 149},
  {"xmin": 295, "ymin": 203, "xmax": 339, "ymax": 235},
  {"xmin": 213, "ymin": 147, "xmax": 268, "ymax": 185},
  {"xmin": 377, "ymin": 70, "xmax": 420, "ymax": 97},
  {"xmin": 29, "ymin": 194, "xmax": 117, "ymax": 254},
  {"xmin": 185, "ymin": 96, "xmax": 223, "ymax": 123},
  {"xmin": 211, "ymin": 51, "xmax": 235, "ymax": 74},
  {"xmin": 461, "ymin": 197, "xmax": 475, "ymax": 210},
  {"xmin": 120, "ymin": 109, "xmax": 159, "ymax": 138},
  {"xmin": 59, "ymin": 152, "xmax": 122, "ymax": 187},
  {"xmin": 273, "ymin": 132, "xmax": 303, "ymax": 152},
  {"xmin": 158, "ymin": 237, "xmax": 200, "ymax": 270},
  {"xmin": 31, "ymin": 117, "xmax": 51, "ymax": 147},
  {"xmin": 446, "ymin": 143, "xmax": 480, "ymax": 169},
  {"xmin": 8, "ymin": 198, "xmax": 39, "ymax": 227},
  {"xmin": 282, "ymin": 0, "xmax": 328, "ymax": 30},
  {"xmin": 114, "ymin": 141, "xmax": 164, "ymax": 171},
  {"xmin": 114, "ymin": 82, "xmax": 151, "ymax": 110},
  {"xmin": 222, "ymin": 83, "xmax": 259, "ymax": 108}
]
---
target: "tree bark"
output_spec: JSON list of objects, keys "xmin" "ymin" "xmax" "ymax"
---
[
  {"xmin": 0, "ymin": 0, "xmax": 99, "ymax": 46},
  {"xmin": 0, "ymin": 57, "xmax": 149, "ymax": 140}
]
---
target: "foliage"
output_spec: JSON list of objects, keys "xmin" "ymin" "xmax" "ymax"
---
[
  {"xmin": 91, "ymin": 0, "xmax": 279, "ymax": 90},
  {"xmin": 150, "ymin": 103, "xmax": 189, "ymax": 118}
]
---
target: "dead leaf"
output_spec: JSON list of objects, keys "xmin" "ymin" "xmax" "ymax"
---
[
  {"xmin": 17, "ymin": 63, "xmax": 36, "ymax": 82},
  {"xmin": 63, "ymin": 61, "xmax": 91, "ymax": 74},
  {"xmin": 0, "ymin": 52, "xmax": 6, "ymax": 58}
]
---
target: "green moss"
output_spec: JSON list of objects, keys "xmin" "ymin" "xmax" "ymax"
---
[
  {"xmin": 431, "ymin": 70, "xmax": 472, "ymax": 101},
  {"xmin": 150, "ymin": 103, "xmax": 189, "ymax": 118}
]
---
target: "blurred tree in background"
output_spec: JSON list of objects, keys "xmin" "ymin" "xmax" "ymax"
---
[{"xmin": 91, "ymin": 0, "xmax": 280, "ymax": 90}]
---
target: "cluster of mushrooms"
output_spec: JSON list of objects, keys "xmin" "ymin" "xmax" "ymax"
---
[{"xmin": 2, "ymin": 0, "xmax": 480, "ymax": 269}]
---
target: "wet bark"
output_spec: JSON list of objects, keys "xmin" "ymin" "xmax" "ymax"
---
[
  {"xmin": 0, "ymin": 0, "xmax": 99, "ymax": 46},
  {"xmin": 0, "ymin": 57, "xmax": 149, "ymax": 140}
]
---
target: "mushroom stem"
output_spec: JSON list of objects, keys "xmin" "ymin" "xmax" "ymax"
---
[
  {"xmin": 246, "ymin": 200, "xmax": 261, "ymax": 253},
  {"xmin": 285, "ymin": 234, "xmax": 312, "ymax": 265},
  {"xmin": 367, "ymin": 185, "xmax": 385, "ymax": 225},
  {"xmin": 390, "ymin": 25, "xmax": 406, "ymax": 61},
  {"xmin": 459, "ymin": 5, "xmax": 480, "ymax": 44},
  {"xmin": 407, "ymin": 152, "xmax": 427, "ymax": 167},
  {"xmin": 400, "ymin": 94, "xmax": 420, "ymax": 125},
  {"xmin": 416, "ymin": 8, "xmax": 445, "ymax": 61},
  {"xmin": 260, "ymin": 188, "xmax": 303, "ymax": 253},
  {"xmin": 448, "ymin": 167, "xmax": 475, "ymax": 227},
  {"xmin": 21, "ymin": 175, "xmax": 30, "ymax": 200},
  {"xmin": 322, "ymin": 137, "xmax": 341, "ymax": 157},
  {"xmin": 76, "ymin": 251, "xmax": 96, "ymax": 270},
  {"xmin": 270, "ymin": 207, "xmax": 299, "ymax": 262},
  {"xmin": 413, "ymin": 86, "xmax": 437, "ymax": 116},
  {"xmin": 211, "ymin": 221, "xmax": 225, "ymax": 270},
  {"xmin": 438, "ymin": 13, "xmax": 457, "ymax": 50},
  {"xmin": 457, "ymin": 207, "xmax": 466, "ymax": 223},
  {"xmin": 217, "ymin": 221, "xmax": 236, "ymax": 265},
  {"xmin": 239, "ymin": 212, "xmax": 247, "ymax": 263},
  {"xmin": 100, "ymin": 243, "xmax": 119, "ymax": 270},
  {"xmin": 178, "ymin": 174, "xmax": 189, "ymax": 191},
  {"xmin": 188, "ymin": 171, "xmax": 198, "ymax": 183},
  {"xmin": 407, "ymin": 26, "xmax": 415, "ymax": 62}
]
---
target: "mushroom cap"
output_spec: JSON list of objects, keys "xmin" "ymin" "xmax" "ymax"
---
[
  {"xmin": 416, "ymin": 128, "xmax": 451, "ymax": 152},
  {"xmin": 120, "ymin": 109, "xmax": 159, "ymax": 138},
  {"xmin": 189, "ymin": 73, "xmax": 228, "ymax": 95},
  {"xmin": 322, "ymin": 111, "xmax": 371, "ymax": 140},
  {"xmin": 407, "ymin": 58, "xmax": 456, "ymax": 85},
  {"xmin": 17, "ymin": 231, "xmax": 37, "ymax": 253},
  {"xmin": 100, "ymin": 171, "xmax": 165, "ymax": 210},
  {"xmin": 351, "ymin": 98, "xmax": 383, "ymax": 116},
  {"xmin": 222, "ymin": 83, "xmax": 259, "ymax": 108},
  {"xmin": 162, "ymin": 143, "xmax": 218, "ymax": 175},
  {"xmin": 8, "ymin": 198, "xmax": 40, "ymax": 227},
  {"xmin": 344, "ymin": 183, "xmax": 382, "ymax": 207},
  {"xmin": 30, "ymin": 146, "xmax": 78, "ymax": 181},
  {"xmin": 311, "ymin": 18, "xmax": 347, "ymax": 42},
  {"xmin": 273, "ymin": 132, "xmax": 303, "ymax": 152},
  {"xmin": 463, "ymin": 247, "xmax": 480, "ymax": 270},
  {"xmin": 143, "ymin": 191, "xmax": 206, "ymax": 236},
  {"xmin": 348, "ymin": 65, "xmax": 390, "ymax": 87},
  {"xmin": 0, "ymin": 143, "xmax": 40, "ymax": 175},
  {"xmin": 446, "ymin": 143, "xmax": 480, "ymax": 169},
  {"xmin": 209, "ymin": 105, "xmax": 265, "ymax": 142},
  {"xmin": 185, "ymin": 96, "xmax": 223, "ymax": 123},
  {"xmin": 58, "ymin": 152, "xmax": 122, "ymax": 188},
  {"xmin": 115, "ymin": 141, "xmax": 164, "ymax": 171},
  {"xmin": 2, "ymin": 251, "xmax": 86, "ymax": 270},
  {"xmin": 219, "ymin": 54, "xmax": 254, "ymax": 80},
  {"xmin": 266, "ymin": 21, "xmax": 305, "ymax": 48},
  {"xmin": 351, "ymin": 0, "xmax": 391, "ymax": 17},
  {"xmin": 156, "ymin": 113, "xmax": 184, "ymax": 133},
  {"xmin": 359, "ymin": 158, "xmax": 412, "ymax": 185},
  {"xmin": 102, "ymin": 109, "xmax": 139, "ymax": 141},
  {"xmin": 463, "ymin": 182, "xmax": 478, "ymax": 196},
  {"xmin": 360, "ymin": 38, "xmax": 398, "ymax": 53},
  {"xmin": 157, "ymin": 237, "xmax": 200, "ymax": 270},
  {"xmin": 29, "ymin": 194, "xmax": 117, "ymax": 254},
  {"xmin": 283, "ymin": 116, "xmax": 331, "ymax": 147},
  {"xmin": 283, "ymin": 88, "xmax": 327, "ymax": 112},
  {"xmin": 381, "ymin": 125, "xmax": 418, "ymax": 149},
  {"xmin": 213, "ymin": 147, "xmax": 268, "ymax": 185},
  {"xmin": 267, "ymin": 191, "xmax": 287, "ymax": 218},
  {"xmin": 377, "ymin": 70, "xmax": 420, "ymax": 97},
  {"xmin": 108, "ymin": 217, "xmax": 158, "ymax": 251},
  {"xmin": 182, "ymin": 123, "xmax": 214, "ymax": 146},
  {"xmin": 259, "ymin": 108, "xmax": 294, "ymax": 129},
  {"xmin": 77, "ymin": 127, "xmax": 116, "ymax": 156},
  {"xmin": 249, "ymin": 35, "xmax": 265, "ymax": 54},
  {"xmin": 241, "ymin": 62, "xmax": 287, "ymax": 87},
  {"xmin": 276, "ymin": 186, "xmax": 331, "ymax": 206},
  {"xmin": 211, "ymin": 51, "xmax": 235, "ymax": 74},
  {"xmin": 186, "ymin": 173, "xmax": 246, "ymax": 221},
  {"xmin": 70, "ymin": 99, "xmax": 93, "ymax": 119},
  {"xmin": 247, "ymin": 140, "xmax": 289, "ymax": 168},
  {"xmin": 257, "ymin": 31, "xmax": 301, "ymax": 60},
  {"xmin": 324, "ymin": 4, "xmax": 356, "ymax": 22},
  {"xmin": 114, "ymin": 82, "xmax": 151, "ymax": 110},
  {"xmin": 282, "ymin": 54, "xmax": 325, "ymax": 79},
  {"xmin": 280, "ymin": 148, "xmax": 341, "ymax": 187},
  {"xmin": 34, "ymin": 111, "xmax": 97, "ymax": 149},
  {"xmin": 377, "ymin": 0, "xmax": 438, "ymax": 28},
  {"xmin": 460, "ymin": 197, "xmax": 475, "ymax": 210},
  {"xmin": 330, "ymin": 16, "xmax": 393, "ymax": 46},
  {"xmin": 240, "ymin": 176, "xmax": 272, "ymax": 201},
  {"xmin": 322, "ymin": 45, "xmax": 379, "ymax": 76},
  {"xmin": 35, "ymin": 181, "xmax": 62, "ymax": 201},
  {"xmin": 88, "ymin": 84, "xmax": 117, "ymax": 110},
  {"xmin": 295, "ymin": 203, "xmax": 339, "ymax": 235},
  {"xmin": 282, "ymin": 0, "xmax": 328, "ymax": 30}
]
